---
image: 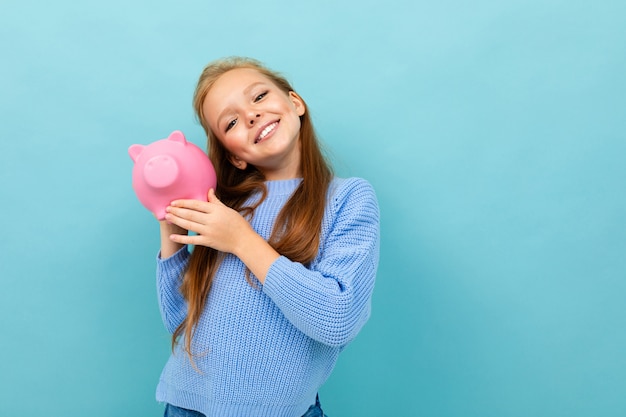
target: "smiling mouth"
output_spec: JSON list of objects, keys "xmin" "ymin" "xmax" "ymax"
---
[{"xmin": 255, "ymin": 121, "xmax": 279, "ymax": 144}]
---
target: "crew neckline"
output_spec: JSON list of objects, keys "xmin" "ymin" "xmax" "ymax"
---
[{"xmin": 265, "ymin": 178, "xmax": 303, "ymax": 195}]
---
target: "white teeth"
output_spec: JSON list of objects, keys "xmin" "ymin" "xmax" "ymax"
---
[{"xmin": 257, "ymin": 122, "xmax": 277, "ymax": 142}]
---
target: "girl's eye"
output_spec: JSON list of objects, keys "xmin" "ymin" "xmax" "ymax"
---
[
  {"xmin": 225, "ymin": 119, "xmax": 237, "ymax": 132},
  {"xmin": 254, "ymin": 91, "xmax": 268, "ymax": 102}
]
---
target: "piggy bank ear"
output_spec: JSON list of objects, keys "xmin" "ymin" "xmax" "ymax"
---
[
  {"xmin": 128, "ymin": 144, "xmax": 145, "ymax": 162},
  {"xmin": 168, "ymin": 130, "xmax": 187, "ymax": 144}
]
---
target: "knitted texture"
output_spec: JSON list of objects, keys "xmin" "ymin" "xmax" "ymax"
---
[{"xmin": 155, "ymin": 177, "xmax": 380, "ymax": 417}]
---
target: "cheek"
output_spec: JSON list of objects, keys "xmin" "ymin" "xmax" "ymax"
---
[
  {"xmin": 290, "ymin": 110, "xmax": 303, "ymax": 129},
  {"xmin": 220, "ymin": 133, "xmax": 246, "ymax": 154}
]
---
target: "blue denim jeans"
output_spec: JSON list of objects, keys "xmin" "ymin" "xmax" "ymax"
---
[
  {"xmin": 163, "ymin": 403, "xmax": 205, "ymax": 417},
  {"xmin": 164, "ymin": 395, "xmax": 326, "ymax": 417},
  {"xmin": 302, "ymin": 394, "xmax": 326, "ymax": 417}
]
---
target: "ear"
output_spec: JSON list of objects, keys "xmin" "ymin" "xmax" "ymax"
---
[
  {"xmin": 168, "ymin": 130, "xmax": 187, "ymax": 144},
  {"xmin": 289, "ymin": 91, "xmax": 306, "ymax": 116},
  {"xmin": 128, "ymin": 144, "xmax": 144, "ymax": 162},
  {"xmin": 228, "ymin": 154, "xmax": 248, "ymax": 170}
]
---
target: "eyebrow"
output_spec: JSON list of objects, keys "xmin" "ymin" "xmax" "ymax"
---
[
  {"xmin": 216, "ymin": 81, "xmax": 268, "ymax": 128},
  {"xmin": 243, "ymin": 81, "xmax": 266, "ymax": 96}
]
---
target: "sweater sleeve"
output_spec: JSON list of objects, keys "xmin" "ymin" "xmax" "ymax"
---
[
  {"xmin": 156, "ymin": 246, "xmax": 190, "ymax": 334},
  {"xmin": 262, "ymin": 178, "xmax": 380, "ymax": 347}
]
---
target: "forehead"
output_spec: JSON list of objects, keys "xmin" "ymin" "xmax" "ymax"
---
[{"xmin": 206, "ymin": 68, "xmax": 272, "ymax": 103}]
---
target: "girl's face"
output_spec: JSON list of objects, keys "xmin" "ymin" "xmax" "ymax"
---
[{"xmin": 202, "ymin": 68, "xmax": 306, "ymax": 180}]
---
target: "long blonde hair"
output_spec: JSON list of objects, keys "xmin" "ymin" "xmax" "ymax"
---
[{"xmin": 173, "ymin": 57, "xmax": 333, "ymax": 359}]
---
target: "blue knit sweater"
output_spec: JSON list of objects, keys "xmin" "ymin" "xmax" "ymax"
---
[{"xmin": 155, "ymin": 177, "xmax": 380, "ymax": 417}]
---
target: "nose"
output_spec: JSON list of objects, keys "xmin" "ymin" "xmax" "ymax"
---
[{"xmin": 248, "ymin": 113, "xmax": 261, "ymax": 125}]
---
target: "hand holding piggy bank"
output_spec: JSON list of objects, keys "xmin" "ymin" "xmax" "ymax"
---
[{"xmin": 128, "ymin": 130, "xmax": 217, "ymax": 220}]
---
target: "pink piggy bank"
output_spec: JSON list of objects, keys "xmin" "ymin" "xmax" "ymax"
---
[{"xmin": 128, "ymin": 130, "xmax": 217, "ymax": 220}]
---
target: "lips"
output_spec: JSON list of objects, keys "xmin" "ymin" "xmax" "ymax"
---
[{"xmin": 255, "ymin": 121, "xmax": 279, "ymax": 144}]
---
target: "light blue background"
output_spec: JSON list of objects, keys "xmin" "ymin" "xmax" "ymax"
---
[{"xmin": 1, "ymin": 0, "xmax": 625, "ymax": 415}]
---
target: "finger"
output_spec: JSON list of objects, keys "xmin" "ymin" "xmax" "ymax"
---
[
  {"xmin": 170, "ymin": 198, "xmax": 211, "ymax": 211},
  {"xmin": 165, "ymin": 212, "xmax": 206, "ymax": 233},
  {"xmin": 166, "ymin": 205, "xmax": 206, "ymax": 219},
  {"xmin": 169, "ymin": 232, "xmax": 210, "ymax": 247}
]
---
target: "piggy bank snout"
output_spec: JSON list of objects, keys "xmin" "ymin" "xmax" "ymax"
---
[{"xmin": 143, "ymin": 155, "xmax": 180, "ymax": 189}]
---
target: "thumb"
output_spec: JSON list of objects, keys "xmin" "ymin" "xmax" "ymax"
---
[{"xmin": 207, "ymin": 188, "xmax": 224, "ymax": 205}]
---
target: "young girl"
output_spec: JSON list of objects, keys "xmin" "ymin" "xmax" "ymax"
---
[{"xmin": 155, "ymin": 57, "xmax": 380, "ymax": 417}]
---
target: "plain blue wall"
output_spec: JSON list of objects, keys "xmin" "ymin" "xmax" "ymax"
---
[{"xmin": 1, "ymin": 0, "xmax": 625, "ymax": 415}]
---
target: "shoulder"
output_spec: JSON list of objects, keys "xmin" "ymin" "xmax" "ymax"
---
[
  {"xmin": 328, "ymin": 177, "xmax": 378, "ymax": 210},
  {"xmin": 325, "ymin": 177, "xmax": 380, "ymax": 229},
  {"xmin": 316, "ymin": 177, "xmax": 380, "ymax": 260}
]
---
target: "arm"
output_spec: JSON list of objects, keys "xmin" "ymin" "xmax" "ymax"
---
[
  {"xmin": 162, "ymin": 180, "xmax": 380, "ymax": 346},
  {"xmin": 263, "ymin": 178, "xmax": 380, "ymax": 347},
  {"xmin": 159, "ymin": 220, "xmax": 187, "ymax": 259},
  {"xmin": 156, "ymin": 221, "xmax": 190, "ymax": 333},
  {"xmin": 164, "ymin": 189, "xmax": 280, "ymax": 283}
]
